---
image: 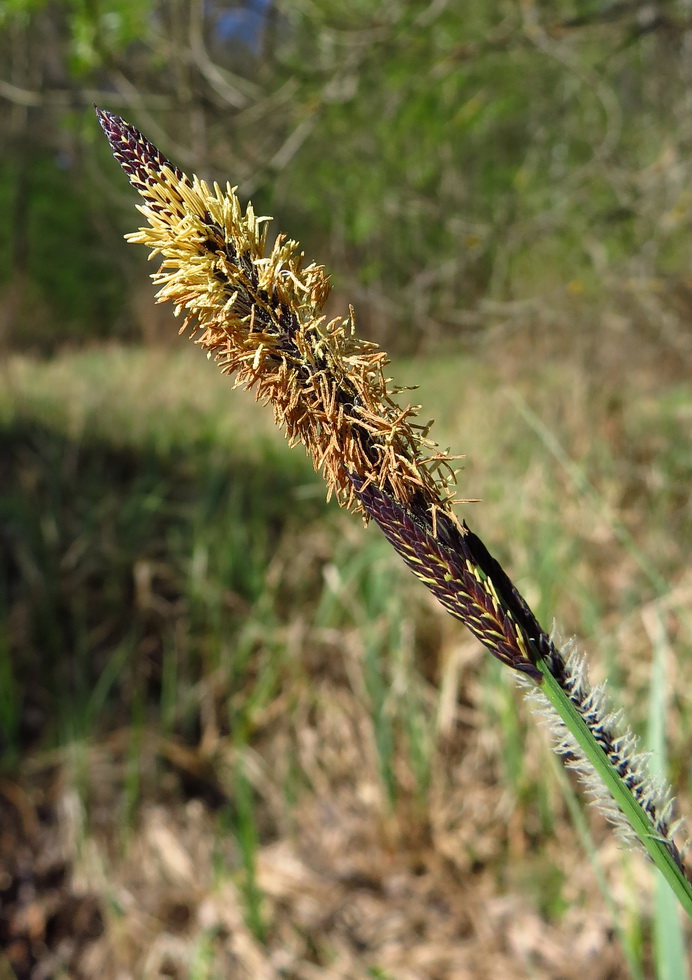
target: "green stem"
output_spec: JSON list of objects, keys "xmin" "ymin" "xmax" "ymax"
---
[{"xmin": 536, "ymin": 658, "xmax": 692, "ymax": 919}]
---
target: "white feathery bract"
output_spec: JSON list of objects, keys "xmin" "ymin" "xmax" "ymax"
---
[{"xmin": 518, "ymin": 630, "xmax": 688, "ymax": 862}]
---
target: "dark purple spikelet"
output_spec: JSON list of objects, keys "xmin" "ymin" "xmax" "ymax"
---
[
  {"xmin": 96, "ymin": 106, "xmax": 182, "ymax": 183},
  {"xmin": 96, "ymin": 106, "xmax": 188, "ymax": 220},
  {"xmin": 351, "ymin": 475, "xmax": 546, "ymax": 681}
]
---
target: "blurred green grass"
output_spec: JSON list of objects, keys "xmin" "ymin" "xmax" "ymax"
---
[
  {"xmin": 1, "ymin": 344, "xmax": 691, "ymax": 976},
  {"xmin": 2, "ymin": 351, "xmax": 334, "ymax": 771},
  {"xmin": 3, "ymin": 342, "xmax": 691, "ymax": 807}
]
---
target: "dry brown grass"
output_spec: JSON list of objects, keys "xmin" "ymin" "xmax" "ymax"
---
[{"xmin": 2, "ymin": 679, "xmax": 639, "ymax": 979}]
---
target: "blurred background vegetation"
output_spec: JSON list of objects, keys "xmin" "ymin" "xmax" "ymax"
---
[
  {"xmin": 1, "ymin": 2, "xmax": 692, "ymax": 978},
  {"xmin": 3, "ymin": 0, "xmax": 692, "ymax": 357}
]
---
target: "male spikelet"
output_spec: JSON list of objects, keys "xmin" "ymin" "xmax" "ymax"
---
[
  {"xmin": 96, "ymin": 106, "xmax": 544, "ymax": 680},
  {"xmin": 97, "ymin": 108, "xmax": 689, "ymax": 887}
]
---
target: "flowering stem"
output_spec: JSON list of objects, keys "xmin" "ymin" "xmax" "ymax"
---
[
  {"xmin": 95, "ymin": 105, "xmax": 692, "ymax": 918},
  {"xmin": 535, "ymin": 658, "xmax": 692, "ymax": 916}
]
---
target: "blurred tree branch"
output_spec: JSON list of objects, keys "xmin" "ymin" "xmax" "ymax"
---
[{"xmin": 0, "ymin": 78, "xmax": 172, "ymax": 109}]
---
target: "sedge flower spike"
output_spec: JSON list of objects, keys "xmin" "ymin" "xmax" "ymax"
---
[
  {"xmin": 95, "ymin": 105, "xmax": 545, "ymax": 680},
  {"xmin": 97, "ymin": 107, "xmax": 692, "ymax": 911}
]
